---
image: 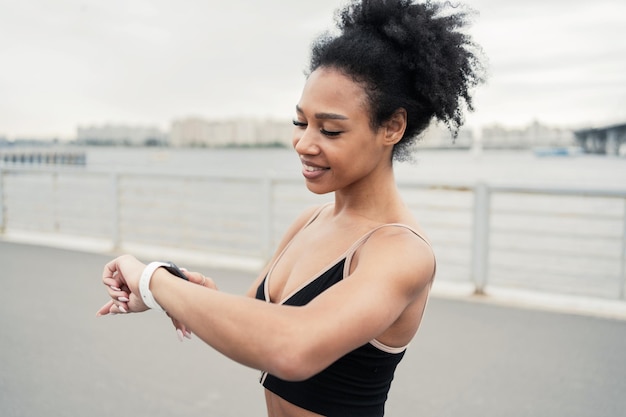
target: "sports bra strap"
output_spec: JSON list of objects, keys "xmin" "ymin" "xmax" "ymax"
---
[
  {"xmin": 341, "ymin": 223, "xmax": 434, "ymax": 352},
  {"xmin": 302, "ymin": 202, "xmax": 333, "ymax": 229},
  {"xmin": 288, "ymin": 204, "xmax": 435, "ymax": 282},
  {"xmin": 343, "ymin": 223, "xmax": 433, "ymax": 280}
]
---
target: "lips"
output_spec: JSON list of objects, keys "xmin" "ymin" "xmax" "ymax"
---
[
  {"xmin": 300, "ymin": 158, "xmax": 329, "ymax": 179},
  {"xmin": 300, "ymin": 158, "xmax": 328, "ymax": 170},
  {"xmin": 303, "ymin": 164, "xmax": 327, "ymax": 172}
]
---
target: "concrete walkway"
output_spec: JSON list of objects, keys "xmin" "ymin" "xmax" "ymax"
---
[{"xmin": 1, "ymin": 240, "xmax": 625, "ymax": 417}]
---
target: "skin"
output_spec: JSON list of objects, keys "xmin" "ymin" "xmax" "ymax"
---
[{"xmin": 97, "ymin": 67, "xmax": 435, "ymax": 417}]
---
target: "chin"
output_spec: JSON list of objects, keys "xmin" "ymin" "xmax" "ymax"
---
[{"xmin": 304, "ymin": 181, "xmax": 335, "ymax": 195}]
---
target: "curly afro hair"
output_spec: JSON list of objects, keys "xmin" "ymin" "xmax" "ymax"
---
[{"xmin": 309, "ymin": 0, "xmax": 486, "ymax": 161}]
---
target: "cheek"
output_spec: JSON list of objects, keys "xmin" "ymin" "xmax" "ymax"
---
[{"xmin": 291, "ymin": 129, "xmax": 300, "ymax": 149}]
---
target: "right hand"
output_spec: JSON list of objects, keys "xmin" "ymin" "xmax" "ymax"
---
[{"xmin": 168, "ymin": 268, "xmax": 218, "ymax": 341}]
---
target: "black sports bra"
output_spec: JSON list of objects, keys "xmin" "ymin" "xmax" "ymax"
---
[{"xmin": 255, "ymin": 204, "xmax": 434, "ymax": 417}]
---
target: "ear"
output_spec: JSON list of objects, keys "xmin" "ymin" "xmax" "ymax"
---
[{"xmin": 382, "ymin": 108, "xmax": 407, "ymax": 146}]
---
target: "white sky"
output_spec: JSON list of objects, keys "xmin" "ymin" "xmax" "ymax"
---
[{"xmin": 1, "ymin": 0, "xmax": 625, "ymax": 139}]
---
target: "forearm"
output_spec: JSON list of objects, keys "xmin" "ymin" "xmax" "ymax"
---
[{"xmin": 149, "ymin": 269, "xmax": 301, "ymax": 376}]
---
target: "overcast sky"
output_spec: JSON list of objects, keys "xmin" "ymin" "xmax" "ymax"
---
[{"xmin": 1, "ymin": 0, "xmax": 625, "ymax": 139}]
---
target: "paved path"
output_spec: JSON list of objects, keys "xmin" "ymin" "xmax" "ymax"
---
[{"xmin": 1, "ymin": 240, "xmax": 625, "ymax": 417}]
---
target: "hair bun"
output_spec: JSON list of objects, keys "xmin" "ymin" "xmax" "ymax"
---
[{"xmin": 310, "ymin": 0, "xmax": 486, "ymax": 160}]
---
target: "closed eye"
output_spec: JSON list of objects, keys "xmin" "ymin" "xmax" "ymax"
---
[
  {"xmin": 292, "ymin": 120, "xmax": 307, "ymax": 128},
  {"xmin": 320, "ymin": 128, "xmax": 342, "ymax": 137}
]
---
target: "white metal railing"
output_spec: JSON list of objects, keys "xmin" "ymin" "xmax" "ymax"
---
[{"xmin": 1, "ymin": 166, "xmax": 625, "ymax": 300}]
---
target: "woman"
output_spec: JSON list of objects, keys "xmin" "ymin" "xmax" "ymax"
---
[{"xmin": 97, "ymin": 1, "xmax": 483, "ymax": 416}]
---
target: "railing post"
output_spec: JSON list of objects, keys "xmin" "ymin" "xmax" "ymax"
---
[
  {"xmin": 111, "ymin": 172, "xmax": 120, "ymax": 250},
  {"xmin": 471, "ymin": 182, "xmax": 491, "ymax": 294},
  {"xmin": 261, "ymin": 174, "xmax": 274, "ymax": 259},
  {"xmin": 619, "ymin": 198, "xmax": 626, "ymax": 300},
  {"xmin": 52, "ymin": 171, "xmax": 59, "ymax": 232},
  {"xmin": 0, "ymin": 168, "xmax": 5, "ymax": 233}
]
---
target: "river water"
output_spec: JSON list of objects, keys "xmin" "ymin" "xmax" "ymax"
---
[{"xmin": 83, "ymin": 146, "xmax": 626, "ymax": 189}]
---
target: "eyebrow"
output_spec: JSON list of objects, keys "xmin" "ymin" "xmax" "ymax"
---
[{"xmin": 296, "ymin": 105, "xmax": 349, "ymax": 120}]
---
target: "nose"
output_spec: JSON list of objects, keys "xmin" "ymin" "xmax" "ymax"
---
[{"xmin": 293, "ymin": 125, "xmax": 320, "ymax": 155}]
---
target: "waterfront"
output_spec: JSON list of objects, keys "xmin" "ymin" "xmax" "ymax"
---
[
  {"xmin": 79, "ymin": 146, "xmax": 626, "ymax": 188},
  {"xmin": 2, "ymin": 146, "xmax": 626, "ymax": 300},
  {"xmin": 2, "ymin": 147, "xmax": 626, "ymax": 417},
  {"xmin": 2, "ymin": 145, "xmax": 625, "ymax": 188}
]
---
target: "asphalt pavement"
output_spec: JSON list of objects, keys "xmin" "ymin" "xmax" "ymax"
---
[{"xmin": 1, "ymin": 240, "xmax": 625, "ymax": 417}]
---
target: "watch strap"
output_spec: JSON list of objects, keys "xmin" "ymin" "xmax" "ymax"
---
[{"xmin": 139, "ymin": 261, "xmax": 170, "ymax": 311}]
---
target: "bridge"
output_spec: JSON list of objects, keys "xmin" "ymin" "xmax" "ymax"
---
[{"xmin": 574, "ymin": 122, "xmax": 626, "ymax": 155}]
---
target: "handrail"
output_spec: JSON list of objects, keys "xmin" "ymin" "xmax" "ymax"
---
[{"xmin": 1, "ymin": 165, "xmax": 625, "ymax": 300}]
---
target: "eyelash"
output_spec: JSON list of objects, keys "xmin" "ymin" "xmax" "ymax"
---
[
  {"xmin": 321, "ymin": 128, "xmax": 342, "ymax": 137},
  {"xmin": 292, "ymin": 120, "xmax": 342, "ymax": 137}
]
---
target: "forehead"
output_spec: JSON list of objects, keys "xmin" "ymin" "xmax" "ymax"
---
[{"xmin": 297, "ymin": 67, "xmax": 369, "ymax": 116}]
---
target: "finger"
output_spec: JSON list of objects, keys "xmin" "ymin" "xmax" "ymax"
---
[
  {"xmin": 186, "ymin": 271, "xmax": 218, "ymax": 290},
  {"xmin": 170, "ymin": 317, "xmax": 192, "ymax": 341},
  {"xmin": 102, "ymin": 259, "xmax": 122, "ymax": 285},
  {"xmin": 105, "ymin": 285, "xmax": 130, "ymax": 303},
  {"xmin": 123, "ymin": 294, "xmax": 149, "ymax": 313},
  {"xmin": 96, "ymin": 300, "xmax": 115, "ymax": 316},
  {"xmin": 102, "ymin": 257, "xmax": 121, "ymax": 280},
  {"xmin": 106, "ymin": 296, "xmax": 129, "ymax": 314},
  {"xmin": 109, "ymin": 303, "xmax": 128, "ymax": 314},
  {"xmin": 203, "ymin": 275, "xmax": 217, "ymax": 290},
  {"xmin": 103, "ymin": 272, "xmax": 125, "ymax": 292},
  {"xmin": 103, "ymin": 276, "xmax": 122, "ymax": 290},
  {"xmin": 185, "ymin": 271, "xmax": 203, "ymax": 285},
  {"xmin": 103, "ymin": 287, "xmax": 130, "ymax": 312},
  {"xmin": 102, "ymin": 278, "xmax": 121, "ymax": 292}
]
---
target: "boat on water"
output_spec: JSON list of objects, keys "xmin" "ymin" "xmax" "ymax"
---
[{"xmin": 533, "ymin": 146, "xmax": 584, "ymax": 157}]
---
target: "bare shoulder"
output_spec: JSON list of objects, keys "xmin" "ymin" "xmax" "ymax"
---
[{"xmin": 355, "ymin": 224, "xmax": 435, "ymax": 297}]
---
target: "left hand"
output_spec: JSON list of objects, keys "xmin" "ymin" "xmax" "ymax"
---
[
  {"xmin": 95, "ymin": 255, "xmax": 218, "ymax": 342},
  {"xmin": 96, "ymin": 254, "xmax": 148, "ymax": 316}
]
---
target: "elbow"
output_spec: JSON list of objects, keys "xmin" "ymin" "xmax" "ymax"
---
[{"xmin": 266, "ymin": 340, "xmax": 321, "ymax": 382}]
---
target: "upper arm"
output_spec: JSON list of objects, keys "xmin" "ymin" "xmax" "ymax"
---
[
  {"xmin": 245, "ymin": 204, "xmax": 328, "ymax": 297},
  {"xmin": 287, "ymin": 228, "xmax": 435, "ymax": 376}
]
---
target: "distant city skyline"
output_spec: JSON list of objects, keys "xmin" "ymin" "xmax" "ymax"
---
[{"xmin": 1, "ymin": 0, "xmax": 625, "ymax": 140}]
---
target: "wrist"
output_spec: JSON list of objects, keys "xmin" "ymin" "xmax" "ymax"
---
[{"xmin": 139, "ymin": 261, "xmax": 171, "ymax": 311}]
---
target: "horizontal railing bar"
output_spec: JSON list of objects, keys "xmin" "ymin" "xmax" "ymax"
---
[
  {"xmin": 489, "ymin": 183, "xmax": 626, "ymax": 198},
  {"xmin": 2, "ymin": 165, "xmax": 625, "ymax": 300},
  {"xmin": 490, "ymin": 227, "xmax": 621, "ymax": 241},
  {"xmin": 490, "ymin": 245, "xmax": 620, "ymax": 262},
  {"xmin": 4, "ymin": 166, "xmax": 626, "ymax": 198},
  {"xmin": 491, "ymin": 264, "xmax": 618, "ymax": 286},
  {"xmin": 493, "ymin": 210, "xmax": 623, "ymax": 221}
]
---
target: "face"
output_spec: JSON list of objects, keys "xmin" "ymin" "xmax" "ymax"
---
[{"xmin": 292, "ymin": 67, "xmax": 395, "ymax": 195}]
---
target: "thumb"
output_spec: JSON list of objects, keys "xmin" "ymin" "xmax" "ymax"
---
[
  {"xmin": 185, "ymin": 270, "xmax": 218, "ymax": 290},
  {"xmin": 96, "ymin": 300, "xmax": 115, "ymax": 317}
]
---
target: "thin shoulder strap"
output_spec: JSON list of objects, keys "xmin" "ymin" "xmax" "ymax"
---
[
  {"xmin": 343, "ymin": 223, "xmax": 435, "ymax": 280},
  {"xmin": 302, "ymin": 202, "xmax": 333, "ymax": 229}
]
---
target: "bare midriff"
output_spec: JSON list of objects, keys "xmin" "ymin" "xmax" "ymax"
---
[{"xmin": 264, "ymin": 390, "xmax": 324, "ymax": 417}]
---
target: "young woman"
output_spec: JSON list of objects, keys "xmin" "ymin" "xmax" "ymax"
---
[{"xmin": 97, "ymin": 1, "xmax": 483, "ymax": 416}]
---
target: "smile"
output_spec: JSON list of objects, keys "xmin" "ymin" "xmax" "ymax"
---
[
  {"xmin": 300, "ymin": 160, "xmax": 329, "ymax": 180},
  {"xmin": 303, "ymin": 164, "xmax": 328, "ymax": 172}
]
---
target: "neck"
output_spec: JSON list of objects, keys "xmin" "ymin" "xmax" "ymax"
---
[{"xmin": 332, "ymin": 165, "xmax": 404, "ymax": 222}]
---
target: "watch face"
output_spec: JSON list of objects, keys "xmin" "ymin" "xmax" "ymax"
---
[{"xmin": 162, "ymin": 262, "xmax": 188, "ymax": 280}]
